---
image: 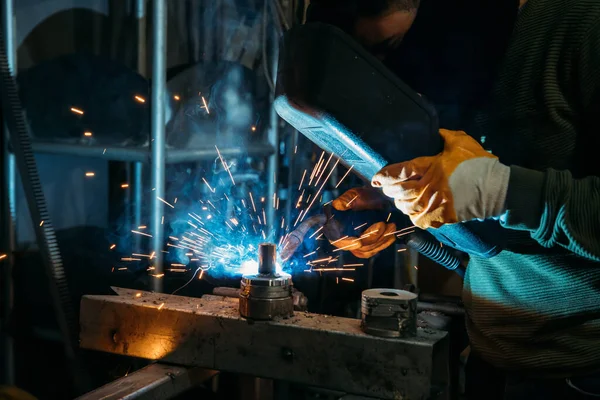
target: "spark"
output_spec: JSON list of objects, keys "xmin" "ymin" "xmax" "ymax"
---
[
  {"xmin": 249, "ymin": 192, "xmax": 257, "ymax": 212},
  {"xmin": 157, "ymin": 302, "xmax": 165, "ymax": 310},
  {"xmin": 118, "ymin": 267, "xmax": 128, "ymax": 271},
  {"xmin": 121, "ymin": 257, "xmax": 141, "ymax": 261},
  {"xmin": 262, "ymin": 209, "xmax": 267, "ymax": 226},
  {"xmin": 251, "ymin": 126, "xmax": 257, "ymax": 131},
  {"xmin": 414, "ymin": 265, "xmax": 419, "ymax": 270},
  {"xmin": 169, "ymin": 268, "xmax": 187, "ymax": 273},
  {"xmin": 298, "ymin": 170, "xmax": 307, "ymax": 189},
  {"xmin": 302, "ymin": 157, "xmax": 341, "ymax": 222},
  {"xmin": 151, "ymin": 273, "xmax": 165, "ymax": 278},
  {"xmin": 70, "ymin": 107, "xmax": 84, "ymax": 115},
  {"xmin": 84, "ymin": 131, "xmax": 92, "ymax": 137},
  {"xmin": 397, "ymin": 230, "xmax": 415, "ymax": 238},
  {"xmin": 312, "ymin": 268, "xmax": 356, "ymax": 272},
  {"xmin": 202, "ymin": 178, "xmax": 216, "ymax": 193},
  {"xmin": 135, "ymin": 293, "xmax": 142, "ymax": 298},
  {"xmin": 331, "ymin": 236, "xmax": 349, "ymax": 244},
  {"xmin": 386, "ymin": 213, "xmax": 392, "ymax": 222},
  {"xmin": 230, "ymin": 218, "xmax": 239, "ymax": 226},
  {"xmin": 174, "ymin": 95, "xmax": 180, "ymax": 100},
  {"xmin": 132, "ymin": 230, "xmax": 152, "ymax": 237},
  {"xmin": 85, "ymin": 172, "xmax": 95, "ymax": 177},
  {"xmin": 103, "ymin": 148, "xmax": 106, "ymax": 154},
  {"xmin": 121, "ymin": 183, "xmax": 129, "ymax": 188},
  {"xmin": 261, "ymin": 197, "xmax": 265, "ymax": 202},
  {"xmin": 303, "ymin": 251, "xmax": 317, "ymax": 258},
  {"xmin": 343, "ymin": 264, "xmax": 364, "ymax": 267},
  {"xmin": 39, "ymin": 221, "xmax": 44, "ymax": 226},
  {"xmin": 335, "ymin": 166, "xmax": 354, "ymax": 188},
  {"xmin": 262, "ymin": 230, "xmax": 266, "ymax": 240},
  {"xmin": 109, "ymin": 244, "xmax": 116, "ymax": 250},
  {"xmin": 345, "ymin": 195, "xmax": 358, "ymax": 207},
  {"xmin": 138, "ymin": 225, "xmax": 147, "ymax": 229},
  {"xmin": 397, "ymin": 248, "xmax": 407, "ymax": 253},
  {"xmin": 201, "ymin": 96, "xmax": 210, "ymax": 113},
  {"xmin": 199, "ymin": 270, "xmax": 204, "ymax": 279},
  {"xmin": 384, "ymin": 226, "xmax": 416, "ymax": 237},
  {"xmin": 0, "ymin": 254, "xmax": 6, "ymax": 260},
  {"xmin": 309, "ymin": 226, "xmax": 324, "ymax": 239},
  {"xmin": 333, "ymin": 243, "xmax": 360, "ymax": 252},
  {"xmin": 134, "ymin": 95, "xmax": 146, "ymax": 103},
  {"xmin": 174, "ymin": 198, "xmax": 178, "ymax": 204},
  {"xmin": 354, "ymin": 222, "xmax": 368, "ymax": 231},
  {"xmin": 294, "ymin": 145, "xmax": 298, "ymax": 154},
  {"xmin": 169, "ymin": 236, "xmax": 179, "ymax": 241},
  {"xmin": 342, "ymin": 278, "xmax": 354, "ymax": 282},
  {"xmin": 157, "ymin": 197, "xmax": 175, "ymax": 209},
  {"xmin": 215, "ymin": 146, "xmax": 235, "ymax": 185},
  {"xmin": 311, "ymin": 256, "xmax": 333, "ymax": 264},
  {"xmin": 132, "ymin": 253, "xmax": 153, "ymax": 258},
  {"xmin": 314, "ymin": 152, "xmax": 334, "ymax": 187}
]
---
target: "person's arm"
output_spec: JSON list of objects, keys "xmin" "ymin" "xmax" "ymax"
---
[{"xmin": 501, "ymin": 21, "xmax": 600, "ymax": 261}]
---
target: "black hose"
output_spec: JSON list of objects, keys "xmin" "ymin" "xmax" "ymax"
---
[
  {"xmin": 0, "ymin": 25, "xmax": 89, "ymax": 394},
  {"xmin": 406, "ymin": 231, "xmax": 466, "ymax": 278}
]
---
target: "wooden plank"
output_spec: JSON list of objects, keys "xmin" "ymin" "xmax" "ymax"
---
[
  {"xmin": 76, "ymin": 363, "xmax": 217, "ymax": 400},
  {"xmin": 80, "ymin": 290, "xmax": 449, "ymax": 400}
]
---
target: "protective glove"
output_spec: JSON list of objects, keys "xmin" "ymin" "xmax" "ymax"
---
[
  {"xmin": 329, "ymin": 187, "xmax": 397, "ymax": 258},
  {"xmin": 372, "ymin": 129, "xmax": 510, "ymax": 229}
]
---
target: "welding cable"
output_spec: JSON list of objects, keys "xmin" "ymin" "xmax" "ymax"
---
[
  {"xmin": 0, "ymin": 26, "xmax": 89, "ymax": 394},
  {"xmin": 405, "ymin": 231, "xmax": 466, "ymax": 278}
]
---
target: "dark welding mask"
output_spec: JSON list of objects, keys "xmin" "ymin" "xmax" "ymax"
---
[{"xmin": 274, "ymin": 22, "xmax": 501, "ymax": 258}]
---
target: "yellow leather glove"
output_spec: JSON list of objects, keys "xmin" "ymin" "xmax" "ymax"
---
[
  {"xmin": 329, "ymin": 187, "xmax": 396, "ymax": 258},
  {"xmin": 372, "ymin": 129, "xmax": 510, "ymax": 229}
]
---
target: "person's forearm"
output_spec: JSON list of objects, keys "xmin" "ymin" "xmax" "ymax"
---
[{"xmin": 501, "ymin": 165, "xmax": 600, "ymax": 261}]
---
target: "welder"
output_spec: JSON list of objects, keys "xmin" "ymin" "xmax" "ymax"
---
[{"xmin": 306, "ymin": 0, "xmax": 600, "ymax": 399}]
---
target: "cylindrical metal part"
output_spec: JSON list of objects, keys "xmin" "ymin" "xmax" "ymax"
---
[
  {"xmin": 361, "ymin": 289, "xmax": 418, "ymax": 338},
  {"xmin": 258, "ymin": 243, "xmax": 276, "ymax": 275},
  {"xmin": 239, "ymin": 243, "xmax": 293, "ymax": 320}
]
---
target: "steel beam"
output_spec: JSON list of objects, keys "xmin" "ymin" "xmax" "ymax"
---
[
  {"xmin": 76, "ymin": 363, "xmax": 217, "ymax": 400},
  {"xmin": 80, "ymin": 289, "xmax": 449, "ymax": 400}
]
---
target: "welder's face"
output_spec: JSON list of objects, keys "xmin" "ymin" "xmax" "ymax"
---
[{"xmin": 353, "ymin": 10, "xmax": 418, "ymax": 60}]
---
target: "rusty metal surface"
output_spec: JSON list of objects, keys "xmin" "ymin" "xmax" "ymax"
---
[
  {"xmin": 76, "ymin": 363, "xmax": 217, "ymax": 400},
  {"xmin": 81, "ymin": 288, "xmax": 449, "ymax": 400}
]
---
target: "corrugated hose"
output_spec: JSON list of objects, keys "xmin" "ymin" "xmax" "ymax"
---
[
  {"xmin": 406, "ymin": 231, "xmax": 466, "ymax": 278},
  {"xmin": 0, "ymin": 26, "xmax": 88, "ymax": 394}
]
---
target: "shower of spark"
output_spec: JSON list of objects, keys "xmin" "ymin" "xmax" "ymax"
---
[{"xmin": 114, "ymin": 144, "xmax": 413, "ymax": 287}]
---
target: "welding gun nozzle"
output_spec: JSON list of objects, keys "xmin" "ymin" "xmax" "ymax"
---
[{"xmin": 258, "ymin": 243, "xmax": 277, "ymax": 275}]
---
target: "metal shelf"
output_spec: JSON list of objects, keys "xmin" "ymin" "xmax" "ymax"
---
[{"xmin": 31, "ymin": 141, "xmax": 276, "ymax": 163}]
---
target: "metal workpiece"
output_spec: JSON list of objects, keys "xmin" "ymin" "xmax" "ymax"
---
[
  {"xmin": 239, "ymin": 243, "xmax": 294, "ymax": 320},
  {"xmin": 80, "ymin": 289, "xmax": 450, "ymax": 400},
  {"xmin": 258, "ymin": 243, "xmax": 277, "ymax": 274},
  {"xmin": 361, "ymin": 289, "xmax": 418, "ymax": 338}
]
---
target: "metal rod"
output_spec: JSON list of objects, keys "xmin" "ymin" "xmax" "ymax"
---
[
  {"xmin": 135, "ymin": 0, "xmax": 147, "ymax": 77},
  {"xmin": 133, "ymin": 162, "xmax": 143, "ymax": 252},
  {"xmin": 30, "ymin": 142, "xmax": 275, "ymax": 163},
  {"xmin": 265, "ymin": 2, "xmax": 279, "ymax": 233},
  {"xmin": 150, "ymin": 0, "xmax": 167, "ymax": 292},
  {"xmin": 1, "ymin": 0, "xmax": 16, "ymax": 385}
]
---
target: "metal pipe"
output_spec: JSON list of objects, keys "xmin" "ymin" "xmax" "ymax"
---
[
  {"xmin": 150, "ymin": 0, "xmax": 167, "ymax": 292},
  {"xmin": 1, "ymin": 0, "xmax": 16, "ymax": 385},
  {"xmin": 135, "ymin": 0, "xmax": 147, "ymax": 77},
  {"xmin": 30, "ymin": 142, "xmax": 275, "ymax": 163},
  {"xmin": 133, "ymin": 162, "xmax": 143, "ymax": 252},
  {"xmin": 265, "ymin": 3, "xmax": 279, "ymax": 232}
]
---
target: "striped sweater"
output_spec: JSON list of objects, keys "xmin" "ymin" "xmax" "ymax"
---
[{"xmin": 464, "ymin": 0, "xmax": 600, "ymax": 376}]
